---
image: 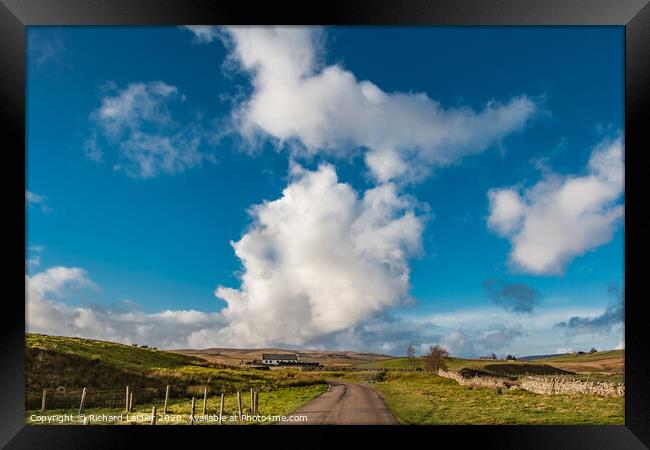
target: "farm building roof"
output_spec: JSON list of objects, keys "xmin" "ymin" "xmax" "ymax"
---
[{"xmin": 262, "ymin": 353, "xmax": 298, "ymax": 360}]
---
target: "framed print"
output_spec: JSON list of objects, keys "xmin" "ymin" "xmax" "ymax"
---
[{"xmin": 1, "ymin": 0, "xmax": 648, "ymax": 448}]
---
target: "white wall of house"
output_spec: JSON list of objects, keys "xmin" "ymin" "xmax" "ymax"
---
[{"xmin": 263, "ymin": 359, "xmax": 295, "ymax": 365}]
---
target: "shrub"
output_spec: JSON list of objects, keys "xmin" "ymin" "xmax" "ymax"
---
[{"xmin": 373, "ymin": 369, "xmax": 387, "ymax": 382}]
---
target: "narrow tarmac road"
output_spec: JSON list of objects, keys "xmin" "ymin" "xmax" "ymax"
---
[{"xmin": 280, "ymin": 381, "xmax": 398, "ymax": 425}]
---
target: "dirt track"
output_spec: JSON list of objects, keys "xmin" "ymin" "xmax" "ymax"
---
[{"xmin": 280, "ymin": 381, "xmax": 397, "ymax": 425}]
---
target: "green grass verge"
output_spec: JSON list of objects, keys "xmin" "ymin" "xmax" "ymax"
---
[{"xmin": 372, "ymin": 372, "xmax": 623, "ymax": 425}]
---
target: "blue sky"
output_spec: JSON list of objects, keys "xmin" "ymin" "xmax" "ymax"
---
[{"xmin": 25, "ymin": 26, "xmax": 624, "ymax": 356}]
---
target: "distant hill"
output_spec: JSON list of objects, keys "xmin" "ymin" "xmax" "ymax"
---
[
  {"xmin": 170, "ymin": 347, "xmax": 394, "ymax": 367},
  {"xmin": 354, "ymin": 356, "xmax": 546, "ymax": 370},
  {"xmin": 528, "ymin": 349, "xmax": 624, "ymax": 374},
  {"xmin": 352, "ymin": 352, "xmax": 624, "ymax": 375}
]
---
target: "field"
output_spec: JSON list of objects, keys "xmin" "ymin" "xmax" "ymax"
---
[
  {"xmin": 529, "ymin": 350, "xmax": 624, "ymax": 374},
  {"xmin": 351, "ymin": 350, "xmax": 624, "ymax": 424},
  {"xmin": 25, "ymin": 334, "xmax": 624, "ymax": 425},
  {"xmin": 354, "ymin": 357, "xmax": 425, "ymax": 369},
  {"xmin": 372, "ymin": 371, "xmax": 624, "ymax": 425},
  {"xmin": 355, "ymin": 355, "xmax": 573, "ymax": 373},
  {"xmin": 355, "ymin": 350, "xmax": 624, "ymax": 377}
]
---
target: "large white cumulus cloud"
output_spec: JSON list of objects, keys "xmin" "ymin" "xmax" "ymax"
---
[
  {"xmin": 487, "ymin": 136, "xmax": 624, "ymax": 274},
  {"xmin": 206, "ymin": 164, "xmax": 424, "ymax": 347},
  {"xmin": 222, "ymin": 26, "xmax": 538, "ymax": 183}
]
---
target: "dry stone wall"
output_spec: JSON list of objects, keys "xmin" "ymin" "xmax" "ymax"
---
[
  {"xmin": 437, "ymin": 369, "xmax": 624, "ymax": 397},
  {"xmin": 519, "ymin": 376, "xmax": 624, "ymax": 397},
  {"xmin": 437, "ymin": 369, "xmax": 511, "ymax": 390}
]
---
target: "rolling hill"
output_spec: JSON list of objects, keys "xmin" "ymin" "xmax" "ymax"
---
[
  {"xmin": 529, "ymin": 349, "xmax": 624, "ymax": 373},
  {"xmin": 26, "ymin": 333, "xmax": 213, "ymax": 391},
  {"xmin": 25, "ymin": 333, "xmax": 389, "ymax": 393},
  {"xmin": 27, "ymin": 333, "xmax": 206, "ymax": 370},
  {"xmin": 353, "ymin": 349, "xmax": 624, "ymax": 374},
  {"xmin": 170, "ymin": 347, "xmax": 394, "ymax": 367}
]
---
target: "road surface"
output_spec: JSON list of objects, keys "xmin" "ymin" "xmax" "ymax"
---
[{"xmin": 280, "ymin": 381, "xmax": 398, "ymax": 425}]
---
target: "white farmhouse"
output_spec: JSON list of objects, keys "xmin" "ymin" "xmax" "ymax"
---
[{"xmin": 261, "ymin": 353, "xmax": 298, "ymax": 366}]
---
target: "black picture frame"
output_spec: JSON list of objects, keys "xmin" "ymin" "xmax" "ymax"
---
[{"xmin": 2, "ymin": 0, "xmax": 648, "ymax": 448}]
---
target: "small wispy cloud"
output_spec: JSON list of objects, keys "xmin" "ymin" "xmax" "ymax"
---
[
  {"xmin": 86, "ymin": 81, "xmax": 215, "ymax": 178},
  {"xmin": 26, "ymin": 245, "xmax": 44, "ymax": 270},
  {"xmin": 25, "ymin": 190, "xmax": 52, "ymax": 213},
  {"xmin": 26, "ymin": 255, "xmax": 41, "ymax": 270},
  {"xmin": 83, "ymin": 133, "xmax": 103, "ymax": 162},
  {"xmin": 180, "ymin": 26, "xmax": 220, "ymax": 44},
  {"xmin": 28, "ymin": 29, "xmax": 67, "ymax": 67}
]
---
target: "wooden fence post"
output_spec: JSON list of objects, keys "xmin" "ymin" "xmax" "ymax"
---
[
  {"xmin": 125, "ymin": 386, "xmax": 130, "ymax": 413},
  {"xmin": 163, "ymin": 385, "xmax": 170, "ymax": 414},
  {"xmin": 250, "ymin": 388, "xmax": 254, "ymax": 413},
  {"xmin": 151, "ymin": 405, "xmax": 157, "ymax": 425},
  {"xmin": 254, "ymin": 390, "xmax": 259, "ymax": 415},
  {"xmin": 79, "ymin": 387, "xmax": 87, "ymax": 415},
  {"xmin": 129, "ymin": 391, "xmax": 134, "ymax": 412},
  {"xmin": 41, "ymin": 388, "xmax": 47, "ymax": 413},
  {"xmin": 219, "ymin": 393, "xmax": 224, "ymax": 425},
  {"xmin": 202, "ymin": 386, "xmax": 208, "ymax": 415},
  {"xmin": 237, "ymin": 390, "xmax": 242, "ymax": 421},
  {"xmin": 190, "ymin": 396, "xmax": 196, "ymax": 425}
]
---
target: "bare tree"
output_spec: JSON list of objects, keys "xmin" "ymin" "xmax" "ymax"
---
[
  {"xmin": 407, "ymin": 344, "xmax": 416, "ymax": 368},
  {"xmin": 425, "ymin": 345, "xmax": 449, "ymax": 373}
]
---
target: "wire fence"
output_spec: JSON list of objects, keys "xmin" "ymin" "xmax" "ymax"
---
[
  {"xmin": 27, "ymin": 384, "xmax": 266, "ymax": 426},
  {"xmin": 26, "ymin": 385, "xmax": 221, "ymax": 411}
]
